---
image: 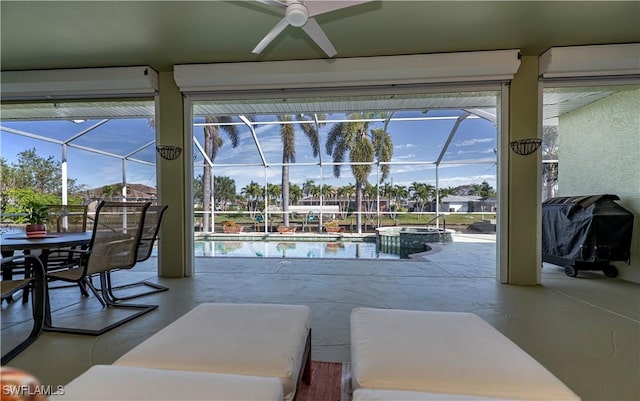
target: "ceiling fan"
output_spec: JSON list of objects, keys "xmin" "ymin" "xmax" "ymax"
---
[{"xmin": 252, "ymin": 0, "xmax": 372, "ymax": 58}]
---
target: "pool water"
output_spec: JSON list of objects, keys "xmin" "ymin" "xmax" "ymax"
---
[{"xmin": 194, "ymin": 240, "xmax": 403, "ymax": 259}]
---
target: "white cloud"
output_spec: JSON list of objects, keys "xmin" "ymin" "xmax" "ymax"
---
[
  {"xmin": 394, "ymin": 143, "xmax": 418, "ymax": 149},
  {"xmin": 454, "ymin": 138, "xmax": 493, "ymax": 147},
  {"xmin": 394, "ymin": 154, "xmax": 417, "ymax": 160}
]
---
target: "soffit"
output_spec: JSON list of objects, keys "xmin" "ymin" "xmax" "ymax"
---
[
  {"xmin": 1, "ymin": 1, "xmax": 638, "ymax": 72},
  {"xmin": 1, "ymin": 90, "xmax": 632, "ymax": 120}
]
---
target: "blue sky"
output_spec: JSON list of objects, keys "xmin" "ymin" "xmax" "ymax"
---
[
  {"xmin": 1, "ymin": 108, "xmax": 497, "ymax": 193},
  {"xmin": 193, "ymin": 110, "xmax": 498, "ymax": 192}
]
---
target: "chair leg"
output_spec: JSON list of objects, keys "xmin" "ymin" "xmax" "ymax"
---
[
  {"xmin": 44, "ymin": 273, "xmax": 157, "ymax": 336},
  {"xmin": 106, "ymin": 271, "xmax": 169, "ymax": 301},
  {"xmin": 1, "ymin": 257, "xmax": 46, "ymax": 365},
  {"xmin": 94, "ymin": 271, "xmax": 169, "ymax": 302}
]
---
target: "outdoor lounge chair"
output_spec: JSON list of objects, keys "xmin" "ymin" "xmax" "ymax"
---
[
  {"xmin": 1, "ymin": 255, "xmax": 46, "ymax": 364},
  {"xmin": 350, "ymin": 308, "xmax": 581, "ymax": 400},
  {"xmin": 45, "ymin": 201, "xmax": 157, "ymax": 335},
  {"xmin": 114, "ymin": 303, "xmax": 312, "ymax": 401},
  {"xmin": 53, "ymin": 365, "xmax": 285, "ymax": 401}
]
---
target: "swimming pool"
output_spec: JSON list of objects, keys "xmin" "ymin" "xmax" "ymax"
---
[{"xmin": 194, "ymin": 240, "xmax": 406, "ymax": 259}]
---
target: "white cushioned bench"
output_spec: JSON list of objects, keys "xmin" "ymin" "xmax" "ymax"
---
[
  {"xmin": 115, "ymin": 303, "xmax": 311, "ymax": 401},
  {"xmin": 353, "ymin": 388, "xmax": 518, "ymax": 400},
  {"xmin": 351, "ymin": 308, "xmax": 581, "ymax": 401},
  {"xmin": 53, "ymin": 365, "xmax": 284, "ymax": 401}
]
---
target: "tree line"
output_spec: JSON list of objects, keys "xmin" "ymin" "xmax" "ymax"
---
[
  {"xmin": 1, "ymin": 149, "xmax": 87, "ymax": 214},
  {"xmin": 199, "ymin": 113, "xmax": 499, "ymax": 231},
  {"xmin": 195, "ymin": 175, "xmax": 496, "ymax": 219}
]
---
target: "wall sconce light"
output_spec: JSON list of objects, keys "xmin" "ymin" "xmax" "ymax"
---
[
  {"xmin": 510, "ymin": 139, "xmax": 542, "ymax": 156},
  {"xmin": 156, "ymin": 145, "xmax": 183, "ymax": 160}
]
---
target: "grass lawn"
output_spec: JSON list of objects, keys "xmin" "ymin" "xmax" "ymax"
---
[{"xmin": 201, "ymin": 212, "xmax": 496, "ymax": 227}]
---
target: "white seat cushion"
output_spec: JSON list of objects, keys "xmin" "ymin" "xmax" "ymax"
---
[
  {"xmin": 54, "ymin": 365, "xmax": 283, "ymax": 401},
  {"xmin": 115, "ymin": 303, "xmax": 310, "ymax": 401},
  {"xmin": 353, "ymin": 388, "xmax": 521, "ymax": 401},
  {"xmin": 351, "ymin": 308, "xmax": 580, "ymax": 401}
]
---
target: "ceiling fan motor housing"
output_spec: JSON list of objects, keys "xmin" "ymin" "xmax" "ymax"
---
[{"xmin": 286, "ymin": 3, "xmax": 309, "ymax": 27}]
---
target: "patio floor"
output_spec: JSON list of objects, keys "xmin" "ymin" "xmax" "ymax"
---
[{"xmin": 1, "ymin": 233, "xmax": 639, "ymax": 401}]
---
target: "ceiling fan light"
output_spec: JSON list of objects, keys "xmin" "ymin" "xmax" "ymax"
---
[{"xmin": 286, "ymin": 3, "xmax": 308, "ymax": 27}]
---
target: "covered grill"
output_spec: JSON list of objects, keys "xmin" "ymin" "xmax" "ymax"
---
[{"xmin": 542, "ymin": 194, "xmax": 634, "ymax": 278}]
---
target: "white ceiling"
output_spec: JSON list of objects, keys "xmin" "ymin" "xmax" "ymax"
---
[
  {"xmin": 2, "ymin": 1, "xmax": 639, "ymax": 72},
  {"xmin": 1, "ymin": 2, "xmax": 637, "ymax": 129}
]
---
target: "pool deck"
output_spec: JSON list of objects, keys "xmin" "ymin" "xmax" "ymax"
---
[{"xmin": 3, "ymin": 232, "xmax": 639, "ymax": 401}]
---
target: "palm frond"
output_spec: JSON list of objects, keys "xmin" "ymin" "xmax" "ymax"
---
[
  {"xmin": 350, "ymin": 138, "xmax": 374, "ymax": 184},
  {"xmin": 279, "ymin": 115, "xmax": 296, "ymax": 163},
  {"xmin": 332, "ymin": 141, "xmax": 347, "ymax": 178},
  {"xmin": 325, "ymin": 123, "xmax": 342, "ymax": 155},
  {"xmin": 372, "ymin": 128, "xmax": 393, "ymax": 182},
  {"xmin": 296, "ymin": 116, "xmax": 320, "ymax": 157}
]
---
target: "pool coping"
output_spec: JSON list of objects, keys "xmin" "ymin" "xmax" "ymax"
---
[{"xmin": 195, "ymin": 232, "xmax": 377, "ymax": 243}]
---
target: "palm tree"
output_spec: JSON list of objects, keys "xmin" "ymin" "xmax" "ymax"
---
[
  {"xmin": 241, "ymin": 181, "xmax": 263, "ymax": 218},
  {"xmin": 267, "ymin": 183, "xmax": 282, "ymax": 207},
  {"xmin": 391, "ymin": 184, "xmax": 408, "ymax": 220},
  {"xmin": 409, "ymin": 182, "xmax": 435, "ymax": 216},
  {"xmin": 302, "ymin": 179, "xmax": 317, "ymax": 198},
  {"xmin": 380, "ymin": 182, "xmax": 393, "ymax": 219},
  {"xmin": 362, "ymin": 182, "xmax": 377, "ymax": 226},
  {"xmin": 337, "ymin": 184, "xmax": 355, "ymax": 219},
  {"xmin": 289, "ymin": 183, "xmax": 303, "ymax": 204},
  {"xmin": 278, "ymin": 114, "xmax": 323, "ymax": 226},
  {"xmin": 213, "ymin": 176, "xmax": 236, "ymax": 211},
  {"xmin": 470, "ymin": 183, "xmax": 484, "ymax": 196},
  {"xmin": 202, "ymin": 116, "xmax": 238, "ymax": 231},
  {"xmin": 321, "ymin": 184, "xmax": 335, "ymax": 200},
  {"xmin": 479, "ymin": 181, "xmax": 496, "ymax": 197},
  {"xmin": 325, "ymin": 112, "xmax": 393, "ymax": 233}
]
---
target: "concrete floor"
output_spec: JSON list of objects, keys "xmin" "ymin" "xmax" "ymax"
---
[{"xmin": 2, "ymin": 233, "xmax": 639, "ymax": 401}]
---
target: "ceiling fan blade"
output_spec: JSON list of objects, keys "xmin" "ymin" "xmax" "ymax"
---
[
  {"xmin": 256, "ymin": 0, "xmax": 286, "ymax": 9},
  {"xmin": 305, "ymin": 0, "xmax": 372, "ymax": 17},
  {"xmin": 252, "ymin": 17, "xmax": 290, "ymax": 54},
  {"xmin": 301, "ymin": 17, "xmax": 337, "ymax": 57}
]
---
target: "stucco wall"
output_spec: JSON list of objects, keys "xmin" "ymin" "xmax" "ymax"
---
[{"xmin": 558, "ymin": 88, "xmax": 640, "ymax": 283}]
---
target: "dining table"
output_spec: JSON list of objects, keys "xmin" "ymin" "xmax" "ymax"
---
[
  {"xmin": 1, "ymin": 231, "xmax": 93, "ymax": 326},
  {"xmin": 1, "ymin": 231, "xmax": 92, "ymax": 255}
]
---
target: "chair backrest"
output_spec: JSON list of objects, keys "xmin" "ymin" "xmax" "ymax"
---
[
  {"xmin": 45, "ymin": 205, "xmax": 88, "ymax": 233},
  {"xmin": 136, "ymin": 205, "xmax": 168, "ymax": 263},
  {"xmin": 87, "ymin": 201, "xmax": 150, "ymax": 276}
]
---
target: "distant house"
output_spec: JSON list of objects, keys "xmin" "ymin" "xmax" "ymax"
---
[
  {"xmin": 434, "ymin": 196, "xmax": 497, "ymax": 213},
  {"xmin": 86, "ymin": 183, "xmax": 157, "ymax": 203},
  {"xmin": 297, "ymin": 195, "xmax": 390, "ymax": 213}
]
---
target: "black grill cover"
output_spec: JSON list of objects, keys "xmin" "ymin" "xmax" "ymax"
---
[{"xmin": 542, "ymin": 194, "xmax": 634, "ymax": 263}]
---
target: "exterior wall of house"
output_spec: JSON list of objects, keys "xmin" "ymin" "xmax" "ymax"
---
[
  {"xmin": 446, "ymin": 202, "xmax": 465, "ymax": 212},
  {"xmin": 508, "ymin": 56, "xmax": 541, "ymax": 284},
  {"xmin": 558, "ymin": 88, "xmax": 640, "ymax": 283},
  {"xmin": 157, "ymin": 72, "xmax": 191, "ymax": 278}
]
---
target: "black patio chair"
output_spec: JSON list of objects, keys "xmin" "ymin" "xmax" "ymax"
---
[
  {"xmin": 1, "ymin": 255, "xmax": 46, "ymax": 364},
  {"xmin": 100, "ymin": 205, "xmax": 169, "ymax": 302},
  {"xmin": 44, "ymin": 204, "xmax": 89, "ymax": 233},
  {"xmin": 44, "ymin": 201, "xmax": 157, "ymax": 335},
  {"xmin": 43, "ymin": 204, "xmax": 91, "ymax": 297}
]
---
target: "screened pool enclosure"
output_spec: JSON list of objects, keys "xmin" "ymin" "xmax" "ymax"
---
[
  {"xmin": 1, "ymin": 90, "xmax": 503, "ymax": 236},
  {"xmin": 189, "ymin": 90, "xmax": 501, "ymax": 234}
]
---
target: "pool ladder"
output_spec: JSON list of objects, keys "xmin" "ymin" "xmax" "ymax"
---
[{"xmin": 426, "ymin": 214, "xmax": 448, "ymax": 243}]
